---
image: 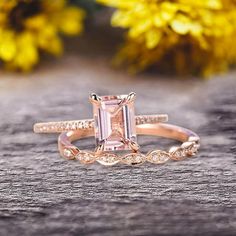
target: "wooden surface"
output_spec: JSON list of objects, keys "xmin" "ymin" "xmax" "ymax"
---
[{"xmin": 0, "ymin": 26, "xmax": 235, "ymax": 236}]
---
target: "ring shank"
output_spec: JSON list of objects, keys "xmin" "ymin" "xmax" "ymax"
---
[
  {"xmin": 136, "ymin": 123, "xmax": 199, "ymax": 142},
  {"xmin": 61, "ymin": 123, "xmax": 199, "ymax": 144},
  {"xmin": 34, "ymin": 114, "xmax": 168, "ymax": 133}
]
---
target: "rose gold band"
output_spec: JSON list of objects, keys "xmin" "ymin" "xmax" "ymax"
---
[
  {"xmin": 33, "ymin": 114, "xmax": 168, "ymax": 133},
  {"xmin": 58, "ymin": 123, "xmax": 200, "ymax": 166}
]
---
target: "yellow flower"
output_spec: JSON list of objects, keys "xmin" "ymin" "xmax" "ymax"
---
[
  {"xmin": 0, "ymin": 0, "xmax": 85, "ymax": 71},
  {"xmin": 98, "ymin": 0, "xmax": 236, "ymax": 76}
]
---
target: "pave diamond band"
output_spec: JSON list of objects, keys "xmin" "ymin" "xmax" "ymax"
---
[
  {"xmin": 58, "ymin": 123, "xmax": 200, "ymax": 166},
  {"xmin": 33, "ymin": 114, "xmax": 168, "ymax": 133}
]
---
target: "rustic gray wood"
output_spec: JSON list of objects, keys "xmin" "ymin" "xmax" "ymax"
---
[{"xmin": 0, "ymin": 26, "xmax": 235, "ymax": 236}]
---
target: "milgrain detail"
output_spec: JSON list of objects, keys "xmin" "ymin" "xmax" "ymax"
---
[
  {"xmin": 33, "ymin": 114, "xmax": 168, "ymax": 133},
  {"xmin": 60, "ymin": 138, "xmax": 200, "ymax": 166},
  {"xmin": 57, "ymin": 122, "xmax": 200, "ymax": 166}
]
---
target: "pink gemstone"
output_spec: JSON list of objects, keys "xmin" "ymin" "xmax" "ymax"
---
[{"xmin": 92, "ymin": 95, "xmax": 136, "ymax": 151}]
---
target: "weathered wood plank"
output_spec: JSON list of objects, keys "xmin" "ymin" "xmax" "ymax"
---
[{"xmin": 0, "ymin": 28, "xmax": 235, "ymax": 236}]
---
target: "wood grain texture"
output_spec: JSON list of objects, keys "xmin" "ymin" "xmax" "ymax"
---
[{"xmin": 0, "ymin": 25, "xmax": 235, "ymax": 236}]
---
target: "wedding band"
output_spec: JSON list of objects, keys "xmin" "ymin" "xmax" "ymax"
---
[{"xmin": 58, "ymin": 123, "xmax": 200, "ymax": 166}]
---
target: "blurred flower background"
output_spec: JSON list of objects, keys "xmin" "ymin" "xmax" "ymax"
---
[
  {"xmin": 98, "ymin": 0, "xmax": 236, "ymax": 76},
  {"xmin": 0, "ymin": 0, "xmax": 85, "ymax": 71},
  {"xmin": 0, "ymin": 0, "xmax": 236, "ymax": 76}
]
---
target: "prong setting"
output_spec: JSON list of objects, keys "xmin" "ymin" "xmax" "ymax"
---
[
  {"xmin": 89, "ymin": 93, "xmax": 102, "ymax": 105},
  {"xmin": 110, "ymin": 92, "xmax": 136, "ymax": 116},
  {"xmin": 119, "ymin": 92, "xmax": 136, "ymax": 105},
  {"xmin": 122, "ymin": 138, "xmax": 140, "ymax": 152},
  {"xmin": 95, "ymin": 141, "xmax": 105, "ymax": 155}
]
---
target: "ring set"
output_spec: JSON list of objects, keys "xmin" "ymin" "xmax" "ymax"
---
[{"xmin": 34, "ymin": 92, "xmax": 200, "ymax": 166}]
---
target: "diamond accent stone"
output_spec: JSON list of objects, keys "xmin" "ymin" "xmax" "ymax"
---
[
  {"xmin": 189, "ymin": 144, "xmax": 198, "ymax": 154},
  {"xmin": 76, "ymin": 151, "xmax": 95, "ymax": 164},
  {"xmin": 170, "ymin": 147, "xmax": 186, "ymax": 160},
  {"xmin": 147, "ymin": 150, "xmax": 170, "ymax": 164},
  {"xmin": 63, "ymin": 148, "xmax": 73, "ymax": 158},
  {"xmin": 63, "ymin": 146, "xmax": 80, "ymax": 160},
  {"xmin": 121, "ymin": 153, "xmax": 146, "ymax": 165},
  {"xmin": 92, "ymin": 94, "xmax": 136, "ymax": 151},
  {"xmin": 97, "ymin": 153, "xmax": 120, "ymax": 166},
  {"xmin": 181, "ymin": 141, "xmax": 199, "ymax": 156}
]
